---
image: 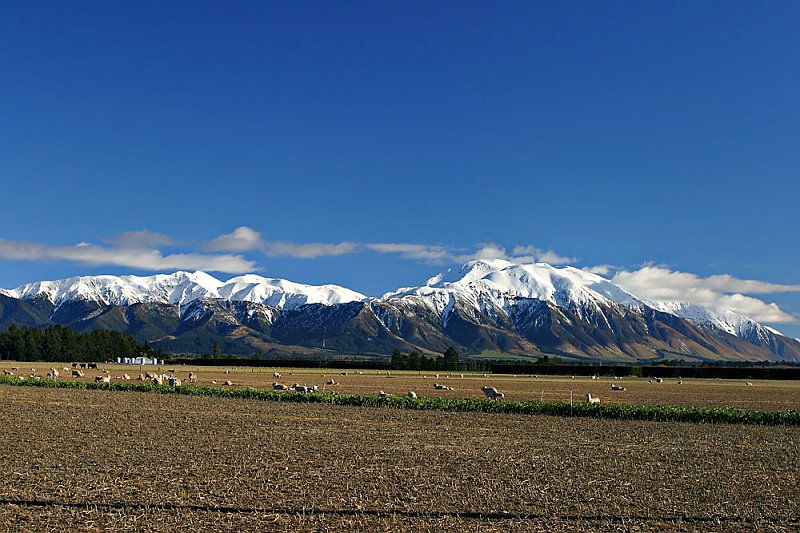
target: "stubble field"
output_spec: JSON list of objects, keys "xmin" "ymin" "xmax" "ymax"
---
[
  {"xmin": 6, "ymin": 362, "xmax": 799, "ymax": 411},
  {"xmin": 0, "ymin": 380, "xmax": 798, "ymax": 531}
]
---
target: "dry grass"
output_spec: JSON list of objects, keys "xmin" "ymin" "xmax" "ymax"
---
[
  {"xmin": 5, "ymin": 362, "xmax": 798, "ymax": 411},
  {"xmin": 0, "ymin": 385, "xmax": 797, "ymax": 531}
]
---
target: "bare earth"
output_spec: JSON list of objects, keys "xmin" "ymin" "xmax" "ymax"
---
[{"xmin": 0, "ymin": 384, "xmax": 797, "ymax": 531}]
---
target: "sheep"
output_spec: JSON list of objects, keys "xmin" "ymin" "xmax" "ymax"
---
[
  {"xmin": 586, "ymin": 393, "xmax": 601, "ymax": 404},
  {"xmin": 11, "ymin": 367, "xmax": 19, "ymax": 372},
  {"xmin": 211, "ymin": 380, "xmax": 218, "ymax": 385},
  {"xmin": 481, "ymin": 386, "xmax": 504, "ymax": 400},
  {"xmin": 187, "ymin": 372, "xmax": 197, "ymax": 383},
  {"xmin": 95, "ymin": 375, "xmax": 111, "ymax": 383},
  {"xmin": 2, "ymin": 370, "xmax": 13, "ymax": 376},
  {"xmin": 145, "ymin": 372, "xmax": 156, "ymax": 380},
  {"xmin": 326, "ymin": 379, "xmax": 337, "ymax": 385},
  {"xmin": 433, "ymin": 383, "xmax": 454, "ymax": 391},
  {"xmin": 407, "ymin": 391, "xmax": 417, "ymax": 398},
  {"xmin": 120, "ymin": 374, "xmax": 130, "ymax": 380},
  {"xmin": 378, "ymin": 390, "xmax": 389, "ymax": 398},
  {"xmin": 72, "ymin": 369, "xmax": 84, "ymax": 377},
  {"xmin": 677, "ymin": 379, "xmax": 683, "ymax": 385},
  {"xmin": 137, "ymin": 373, "xmax": 144, "ymax": 380},
  {"xmin": 224, "ymin": 380, "xmax": 233, "ymax": 386},
  {"xmin": 460, "ymin": 374, "xmax": 464, "ymax": 379},
  {"xmin": 434, "ymin": 374, "xmax": 439, "ymax": 379},
  {"xmin": 746, "ymin": 382, "xmax": 754, "ymax": 386},
  {"xmin": 152, "ymin": 375, "xmax": 164, "ymax": 385},
  {"xmin": 272, "ymin": 382, "xmax": 289, "ymax": 391},
  {"xmin": 655, "ymin": 378, "xmax": 663, "ymax": 384},
  {"xmin": 273, "ymin": 372, "xmax": 282, "ymax": 379},
  {"xmin": 611, "ymin": 384, "xmax": 626, "ymax": 391}
]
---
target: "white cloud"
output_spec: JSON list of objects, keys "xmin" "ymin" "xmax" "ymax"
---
[
  {"xmin": 612, "ymin": 266, "xmax": 799, "ymax": 323},
  {"xmin": 0, "ymin": 238, "xmax": 258, "ymax": 274},
  {"xmin": 582, "ymin": 264, "xmax": 616, "ymax": 276},
  {"xmin": 204, "ymin": 226, "xmax": 264, "ymax": 252},
  {"xmin": 105, "ymin": 230, "xmax": 175, "ymax": 249},
  {"xmin": 263, "ymin": 241, "xmax": 359, "ymax": 259}
]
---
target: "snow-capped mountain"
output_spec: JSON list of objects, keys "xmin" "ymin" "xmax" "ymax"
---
[
  {"xmin": 6, "ymin": 271, "xmax": 366, "ymax": 311},
  {"xmin": 1, "ymin": 262, "xmax": 798, "ymax": 361}
]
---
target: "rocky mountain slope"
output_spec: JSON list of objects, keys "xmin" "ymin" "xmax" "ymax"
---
[{"xmin": 1, "ymin": 262, "xmax": 798, "ymax": 362}]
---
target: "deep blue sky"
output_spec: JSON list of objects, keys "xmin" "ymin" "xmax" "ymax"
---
[{"xmin": 1, "ymin": 2, "xmax": 798, "ymax": 334}]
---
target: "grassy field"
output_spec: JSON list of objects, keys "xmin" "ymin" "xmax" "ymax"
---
[
  {"xmin": 4, "ymin": 361, "xmax": 799, "ymax": 411},
  {"xmin": 0, "ymin": 385, "xmax": 797, "ymax": 531}
]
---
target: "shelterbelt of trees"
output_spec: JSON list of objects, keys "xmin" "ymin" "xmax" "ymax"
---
[{"xmin": 0, "ymin": 325, "xmax": 164, "ymax": 362}]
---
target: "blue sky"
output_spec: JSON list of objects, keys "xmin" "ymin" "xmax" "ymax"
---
[{"xmin": 1, "ymin": 1, "xmax": 798, "ymax": 335}]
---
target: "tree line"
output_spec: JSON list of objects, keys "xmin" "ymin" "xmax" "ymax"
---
[{"xmin": 0, "ymin": 325, "xmax": 164, "ymax": 362}]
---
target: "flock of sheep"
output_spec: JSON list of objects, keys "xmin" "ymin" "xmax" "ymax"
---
[{"xmin": 0, "ymin": 366, "xmax": 758, "ymax": 406}]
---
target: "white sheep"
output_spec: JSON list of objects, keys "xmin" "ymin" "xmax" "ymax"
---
[
  {"xmin": 407, "ymin": 391, "xmax": 417, "ymax": 398},
  {"xmin": 326, "ymin": 379, "xmax": 337, "ymax": 385},
  {"xmin": 72, "ymin": 369, "xmax": 84, "ymax": 377},
  {"xmin": 211, "ymin": 380, "xmax": 218, "ymax": 385},
  {"xmin": 586, "ymin": 393, "xmax": 600, "ymax": 404},
  {"xmin": 152, "ymin": 375, "xmax": 164, "ymax": 385},
  {"xmin": 95, "ymin": 375, "xmax": 111, "ymax": 383},
  {"xmin": 481, "ymin": 386, "xmax": 504, "ymax": 400},
  {"xmin": 655, "ymin": 378, "xmax": 663, "ymax": 384},
  {"xmin": 187, "ymin": 372, "xmax": 197, "ymax": 383},
  {"xmin": 224, "ymin": 380, "xmax": 233, "ymax": 386},
  {"xmin": 677, "ymin": 379, "xmax": 683, "ymax": 385},
  {"xmin": 48, "ymin": 368, "xmax": 59, "ymax": 380},
  {"xmin": 272, "ymin": 382, "xmax": 289, "ymax": 390},
  {"xmin": 273, "ymin": 372, "xmax": 282, "ymax": 379},
  {"xmin": 746, "ymin": 382, "xmax": 754, "ymax": 386},
  {"xmin": 378, "ymin": 390, "xmax": 389, "ymax": 398},
  {"xmin": 2, "ymin": 370, "xmax": 12, "ymax": 376},
  {"xmin": 610, "ymin": 384, "xmax": 626, "ymax": 391}
]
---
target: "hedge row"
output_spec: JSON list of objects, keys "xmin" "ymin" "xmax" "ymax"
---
[{"xmin": 1, "ymin": 376, "xmax": 798, "ymax": 426}]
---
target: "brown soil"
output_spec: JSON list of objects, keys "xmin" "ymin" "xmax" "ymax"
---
[{"xmin": 0, "ymin": 385, "xmax": 797, "ymax": 531}]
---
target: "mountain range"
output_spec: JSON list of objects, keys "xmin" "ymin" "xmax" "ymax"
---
[{"xmin": 1, "ymin": 260, "xmax": 798, "ymax": 363}]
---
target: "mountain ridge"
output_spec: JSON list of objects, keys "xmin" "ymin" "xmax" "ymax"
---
[{"xmin": 1, "ymin": 262, "xmax": 798, "ymax": 362}]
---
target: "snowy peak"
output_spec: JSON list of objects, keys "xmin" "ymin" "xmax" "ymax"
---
[
  {"xmin": 5, "ymin": 271, "xmax": 366, "ymax": 311},
  {"xmin": 387, "ymin": 260, "xmax": 644, "ymax": 321},
  {"xmin": 218, "ymin": 274, "xmax": 367, "ymax": 309}
]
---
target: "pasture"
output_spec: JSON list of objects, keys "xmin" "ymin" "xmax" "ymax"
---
[
  {"xmin": 3, "ymin": 361, "xmax": 799, "ymax": 411},
  {"xmin": 0, "ymin": 385, "xmax": 797, "ymax": 531}
]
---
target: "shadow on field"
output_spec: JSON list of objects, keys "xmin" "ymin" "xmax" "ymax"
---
[{"xmin": 0, "ymin": 498, "xmax": 795, "ymax": 526}]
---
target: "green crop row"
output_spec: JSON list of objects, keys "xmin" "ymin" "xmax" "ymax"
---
[{"xmin": 1, "ymin": 375, "xmax": 798, "ymax": 426}]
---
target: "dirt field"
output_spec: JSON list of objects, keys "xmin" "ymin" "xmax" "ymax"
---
[
  {"xmin": 5, "ymin": 361, "xmax": 799, "ymax": 411},
  {"xmin": 0, "ymin": 385, "xmax": 797, "ymax": 531}
]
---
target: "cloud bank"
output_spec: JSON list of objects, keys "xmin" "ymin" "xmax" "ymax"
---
[{"xmin": 612, "ymin": 266, "xmax": 799, "ymax": 323}]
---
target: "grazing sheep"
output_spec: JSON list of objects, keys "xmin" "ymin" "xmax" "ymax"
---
[
  {"xmin": 95, "ymin": 375, "xmax": 111, "ymax": 383},
  {"xmin": 407, "ymin": 391, "xmax": 417, "ymax": 398},
  {"xmin": 460, "ymin": 374, "xmax": 464, "ymax": 379},
  {"xmin": 434, "ymin": 374, "xmax": 439, "ymax": 379},
  {"xmin": 586, "ymin": 393, "xmax": 601, "ymax": 404},
  {"xmin": 481, "ymin": 386, "xmax": 505, "ymax": 400},
  {"xmin": 3, "ymin": 370, "xmax": 13, "ymax": 376},
  {"xmin": 326, "ymin": 379, "xmax": 337, "ymax": 385},
  {"xmin": 610, "ymin": 384, "xmax": 626, "ymax": 391},
  {"xmin": 273, "ymin": 372, "xmax": 282, "ymax": 379},
  {"xmin": 145, "ymin": 372, "xmax": 156, "ymax": 380},
  {"xmin": 152, "ymin": 375, "xmax": 164, "ymax": 385},
  {"xmin": 746, "ymin": 382, "xmax": 754, "ymax": 386},
  {"xmin": 187, "ymin": 372, "xmax": 197, "ymax": 383},
  {"xmin": 120, "ymin": 374, "xmax": 130, "ymax": 380},
  {"xmin": 273, "ymin": 382, "xmax": 289, "ymax": 390},
  {"xmin": 211, "ymin": 380, "xmax": 218, "ymax": 385},
  {"xmin": 655, "ymin": 378, "xmax": 663, "ymax": 384},
  {"xmin": 11, "ymin": 367, "xmax": 19, "ymax": 372},
  {"xmin": 71, "ymin": 369, "xmax": 84, "ymax": 377},
  {"xmin": 224, "ymin": 380, "xmax": 233, "ymax": 386},
  {"xmin": 677, "ymin": 379, "xmax": 683, "ymax": 385},
  {"xmin": 434, "ymin": 383, "xmax": 454, "ymax": 391},
  {"xmin": 378, "ymin": 390, "xmax": 389, "ymax": 398}
]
